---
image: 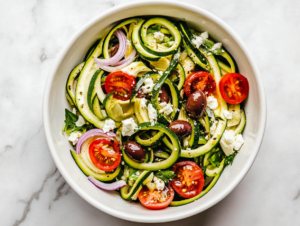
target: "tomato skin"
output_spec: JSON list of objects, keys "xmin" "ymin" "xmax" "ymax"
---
[
  {"xmin": 171, "ymin": 161, "xmax": 204, "ymax": 199},
  {"xmin": 219, "ymin": 73, "xmax": 249, "ymax": 104},
  {"xmin": 184, "ymin": 71, "xmax": 216, "ymax": 97},
  {"xmin": 88, "ymin": 138, "xmax": 121, "ymax": 171},
  {"xmin": 105, "ymin": 71, "xmax": 136, "ymax": 101},
  {"xmin": 138, "ymin": 183, "xmax": 174, "ymax": 210}
]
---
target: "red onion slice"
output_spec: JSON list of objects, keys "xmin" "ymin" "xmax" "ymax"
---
[
  {"xmin": 75, "ymin": 129, "xmax": 116, "ymax": 154},
  {"xmin": 88, "ymin": 176, "xmax": 126, "ymax": 190},
  {"xmin": 97, "ymin": 49, "xmax": 136, "ymax": 72},
  {"xmin": 94, "ymin": 30, "xmax": 127, "ymax": 66}
]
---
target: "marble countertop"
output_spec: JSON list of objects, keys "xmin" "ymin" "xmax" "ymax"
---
[{"xmin": 1, "ymin": 0, "xmax": 299, "ymax": 225}]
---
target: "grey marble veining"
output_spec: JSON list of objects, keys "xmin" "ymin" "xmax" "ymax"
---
[{"xmin": 0, "ymin": 0, "xmax": 299, "ymax": 225}]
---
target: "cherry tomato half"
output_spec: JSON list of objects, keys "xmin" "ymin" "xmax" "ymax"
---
[
  {"xmin": 219, "ymin": 73, "xmax": 249, "ymax": 104},
  {"xmin": 105, "ymin": 71, "xmax": 136, "ymax": 101},
  {"xmin": 88, "ymin": 138, "xmax": 121, "ymax": 171},
  {"xmin": 138, "ymin": 183, "xmax": 174, "ymax": 210},
  {"xmin": 184, "ymin": 71, "xmax": 216, "ymax": 97},
  {"xmin": 171, "ymin": 161, "xmax": 204, "ymax": 198}
]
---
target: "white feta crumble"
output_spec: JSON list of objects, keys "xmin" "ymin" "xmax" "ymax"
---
[
  {"xmin": 141, "ymin": 78, "xmax": 154, "ymax": 93},
  {"xmin": 153, "ymin": 176, "xmax": 165, "ymax": 191},
  {"xmin": 205, "ymin": 135, "xmax": 209, "ymax": 140},
  {"xmin": 147, "ymin": 103, "xmax": 157, "ymax": 125},
  {"xmin": 75, "ymin": 115, "xmax": 85, "ymax": 127},
  {"xmin": 72, "ymin": 108, "xmax": 77, "ymax": 114},
  {"xmin": 126, "ymin": 39, "xmax": 131, "ymax": 45},
  {"xmin": 68, "ymin": 131, "xmax": 82, "ymax": 145},
  {"xmin": 211, "ymin": 42, "xmax": 222, "ymax": 51},
  {"xmin": 234, "ymin": 134, "xmax": 245, "ymax": 150},
  {"xmin": 153, "ymin": 31, "xmax": 164, "ymax": 42},
  {"xmin": 210, "ymin": 120, "xmax": 218, "ymax": 134},
  {"xmin": 158, "ymin": 71, "xmax": 163, "ymax": 75},
  {"xmin": 223, "ymin": 110, "xmax": 233, "ymax": 119},
  {"xmin": 223, "ymin": 130, "xmax": 235, "ymax": 144},
  {"xmin": 102, "ymin": 119, "xmax": 116, "ymax": 133},
  {"xmin": 191, "ymin": 35, "xmax": 203, "ymax": 48},
  {"xmin": 159, "ymin": 102, "xmax": 173, "ymax": 115},
  {"xmin": 200, "ymin": 31, "xmax": 209, "ymax": 40},
  {"xmin": 206, "ymin": 108, "xmax": 214, "ymax": 118},
  {"xmin": 184, "ymin": 140, "xmax": 189, "ymax": 147},
  {"xmin": 207, "ymin": 96, "xmax": 218, "ymax": 109},
  {"xmin": 140, "ymin": 98, "xmax": 147, "ymax": 108},
  {"xmin": 122, "ymin": 118, "xmax": 138, "ymax": 136}
]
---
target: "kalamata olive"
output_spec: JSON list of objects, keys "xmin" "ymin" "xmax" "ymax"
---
[
  {"xmin": 186, "ymin": 90, "xmax": 207, "ymax": 119},
  {"xmin": 136, "ymin": 88, "xmax": 147, "ymax": 99},
  {"xmin": 169, "ymin": 120, "xmax": 192, "ymax": 140},
  {"xmin": 159, "ymin": 88, "xmax": 169, "ymax": 103},
  {"xmin": 124, "ymin": 141, "xmax": 145, "ymax": 162},
  {"xmin": 109, "ymin": 44, "xmax": 119, "ymax": 57}
]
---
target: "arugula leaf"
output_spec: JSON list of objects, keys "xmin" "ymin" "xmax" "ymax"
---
[
  {"xmin": 63, "ymin": 109, "xmax": 86, "ymax": 135},
  {"xmin": 155, "ymin": 170, "xmax": 176, "ymax": 183}
]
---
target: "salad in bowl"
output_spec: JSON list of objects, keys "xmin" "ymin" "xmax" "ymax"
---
[{"xmin": 63, "ymin": 16, "xmax": 249, "ymax": 210}]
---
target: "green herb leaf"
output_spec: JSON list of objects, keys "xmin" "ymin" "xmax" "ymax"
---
[
  {"xmin": 63, "ymin": 109, "xmax": 86, "ymax": 135},
  {"xmin": 208, "ymin": 149, "xmax": 224, "ymax": 167},
  {"xmin": 155, "ymin": 170, "xmax": 176, "ymax": 183},
  {"xmin": 225, "ymin": 153, "xmax": 236, "ymax": 166},
  {"xmin": 128, "ymin": 168, "xmax": 139, "ymax": 181}
]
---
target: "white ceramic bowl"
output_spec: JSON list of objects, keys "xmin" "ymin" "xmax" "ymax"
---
[{"xmin": 43, "ymin": 0, "xmax": 266, "ymax": 223}]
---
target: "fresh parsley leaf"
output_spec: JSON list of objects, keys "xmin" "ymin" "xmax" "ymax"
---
[
  {"xmin": 155, "ymin": 170, "xmax": 176, "ymax": 183},
  {"xmin": 63, "ymin": 109, "xmax": 86, "ymax": 135},
  {"xmin": 208, "ymin": 149, "xmax": 224, "ymax": 167},
  {"xmin": 225, "ymin": 153, "xmax": 236, "ymax": 166},
  {"xmin": 128, "ymin": 168, "xmax": 139, "ymax": 181}
]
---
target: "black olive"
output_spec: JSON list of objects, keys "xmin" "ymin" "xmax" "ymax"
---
[
  {"xmin": 186, "ymin": 90, "xmax": 207, "ymax": 119},
  {"xmin": 124, "ymin": 141, "xmax": 145, "ymax": 162},
  {"xmin": 169, "ymin": 120, "xmax": 192, "ymax": 140},
  {"xmin": 159, "ymin": 88, "xmax": 169, "ymax": 103}
]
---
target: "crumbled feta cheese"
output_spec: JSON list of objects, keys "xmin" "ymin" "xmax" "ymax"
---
[
  {"xmin": 126, "ymin": 39, "xmax": 131, "ymax": 45},
  {"xmin": 141, "ymin": 78, "xmax": 154, "ymax": 93},
  {"xmin": 223, "ymin": 110, "xmax": 233, "ymax": 119},
  {"xmin": 122, "ymin": 118, "xmax": 138, "ymax": 136},
  {"xmin": 191, "ymin": 35, "xmax": 203, "ymax": 48},
  {"xmin": 75, "ymin": 115, "xmax": 85, "ymax": 127},
  {"xmin": 140, "ymin": 98, "xmax": 147, "ymax": 108},
  {"xmin": 234, "ymin": 134, "xmax": 245, "ymax": 150},
  {"xmin": 174, "ymin": 52, "xmax": 180, "ymax": 60},
  {"xmin": 68, "ymin": 131, "xmax": 82, "ymax": 145},
  {"xmin": 206, "ymin": 108, "xmax": 214, "ymax": 118},
  {"xmin": 147, "ymin": 103, "xmax": 157, "ymax": 124},
  {"xmin": 72, "ymin": 108, "xmax": 77, "ymax": 114},
  {"xmin": 153, "ymin": 31, "xmax": 164, "ymax": 42},
  {"xmin": 220, "ymin": 130, "xmax": 245, "ymax": 156},
  {"xmin": 205, "ymin": 135, "xmax": 209, "ymax": 140},
  {"xmin": 222, "ymin": 130, "xmax": 235, "ymax": 144},
  {"xmin": 211, "ymin": 42, "xmax": 222, "ymax": 51},
  {"xmin": 153, "ymin": 176, "xmax": 165, "ymax": 191},
  {"xmin": 207, "ymin": 96, "xmax": 218, "ymax": 109},
  {"xmin": 102, "ymin": 119, "xmax": 116, "ymax": 133},
  {"xmin": 159, "ymin": 102, "xmax": 173, "ymax": 115},
  {"xmin": 200, "ymin": 31, "xmax": 209, "ymax": 40},
  {"xmin": 158, "ymin": 71, "xmax": 163, "ymax": 75},
  {"xmin": 210, "ymin": 120, "xmax": 218, "ymax": 134},
  {"xmin": 184, "ymin": 140, "xmax": 189, "ymax": 147}
]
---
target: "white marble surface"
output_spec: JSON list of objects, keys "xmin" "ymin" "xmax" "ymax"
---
[{"xmin": 0, "ymin": 0, "xmax": 299, "ymax": 225}]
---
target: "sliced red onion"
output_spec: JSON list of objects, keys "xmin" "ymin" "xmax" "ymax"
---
[
  {"xmin": 97, "ymin": 49, "xmax": 136, "ymax": 72},
  {"xmin": 88, "ymin": 176, "xmax": 126, "ymax": 190},
  {"xmin": 76, "ymin": 129, "xmax": 116, "ymax": 154},
  {"xmin": 94, "ymin": 30, "xmax": 127, "ymax": 66}
]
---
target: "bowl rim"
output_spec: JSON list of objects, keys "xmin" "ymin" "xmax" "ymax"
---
[{"xmin": 43, "ymin": 0, "xmax": 267, "ymax": 223}]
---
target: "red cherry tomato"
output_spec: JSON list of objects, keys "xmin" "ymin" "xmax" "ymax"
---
[
  {"xmin": 184, "ymin": 71, "xmax": 216, "ymax": 97},
  {"xmin": 219, "ymin": 73, "xmax": 249, "ymax": 104},
  {"xmin": 138, "ymin": 183, "xmax": 174, "ymax": 210},
  {"xmin": 88, "ymin": 138, "xmax": 121, "ymax": 171},
  {"xmin": 171, "ymin": 161, "xmax": 204, "ymax": 198},
  {"xmin": 105, "ymin": 71, "xmax": 136, "ymax": 101}
]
